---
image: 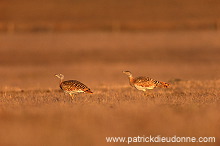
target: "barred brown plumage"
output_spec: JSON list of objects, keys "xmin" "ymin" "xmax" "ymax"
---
[
  {"xmin": 55, "ymin": 73, "xmax": 93, "ymax": 99},
  {"xmin": 122, "ymin": 71, "xmax": 169, "ymax": 92}
]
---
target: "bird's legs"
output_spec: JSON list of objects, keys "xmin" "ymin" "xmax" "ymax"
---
[
  {"xmin": 143, "ymin": 90, "xmax": 153, "ymax": 96},
  {"xmin": 69, "ymin": 93, "xmax": 75, "ymax": 101},
  {"xmin": 143, "ymin": 91, "xmax": 149, "ymax": 96}
]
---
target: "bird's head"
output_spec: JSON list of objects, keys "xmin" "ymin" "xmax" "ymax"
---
[
  {"xmin": 122, "ymin": 71, "xmax": 132, "ymax": 77},
  {"xmin": 55, "ymin": 73, "xmax": 64, "ymax": 80}
]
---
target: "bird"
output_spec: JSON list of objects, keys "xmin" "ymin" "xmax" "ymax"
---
[
  {"xmin": 122, "ymin": 71, "xmax": 169, "ymax": 92},
  {"xmin": 55, "ymin": 73, "xmax": 93, "ymax": 99}
]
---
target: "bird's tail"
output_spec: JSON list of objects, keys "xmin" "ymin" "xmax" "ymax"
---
[
  {"xmin": 85, "ymin": 90, "xmax": 93, "ymax": 94},
  {"xmin": 157, "ymin": 81, "xmax": 169, "ymax": 88}
]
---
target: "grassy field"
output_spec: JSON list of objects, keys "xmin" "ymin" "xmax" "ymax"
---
[{"xmin": 0, "ymin": 31, "xmax": 220, "ymax": 146}]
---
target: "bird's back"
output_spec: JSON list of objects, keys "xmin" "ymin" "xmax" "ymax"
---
[
  {"xmin": 60, "ymin": 80, "xmax": 92, "ymax": 93},
  {"xmin": 134, "ymin": 76, "xmax": 169, "ymax": 90}
]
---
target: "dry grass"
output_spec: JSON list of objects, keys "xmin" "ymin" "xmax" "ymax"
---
[
  {"xmin": 0, "ymin": 81, "xmax": 219, "ymax": 146},
  {"xmin": 0, "ymin": 31, "xmax": 220, "ymax": 145}
]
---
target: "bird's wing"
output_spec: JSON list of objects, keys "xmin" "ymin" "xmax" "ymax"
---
[
  {"xmin": 134, "ymin": 77, "xmax": 156, "ymax": 89},
  {"xmin": 61, "ymin": 80, "xmax": 90, "ymax": 91}
]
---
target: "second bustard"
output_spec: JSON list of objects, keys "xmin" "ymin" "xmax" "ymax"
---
[
  {"xmin": 55, "ymin": 74, "xmax": 93, "ymax": 98},
  {"xmin": 122, "ymin": 71, "xmax": 169, "ymax": 92}
]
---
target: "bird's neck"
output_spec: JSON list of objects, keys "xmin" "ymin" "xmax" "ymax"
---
[
  {"xmin": 128, "ymin": 75, "xmax": 135, "ymax": 86},
  {"xmin": 60, "ymin": 78, "xmax": 64, "ymax": 84}
]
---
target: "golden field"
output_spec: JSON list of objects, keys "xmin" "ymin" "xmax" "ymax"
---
[{"xmin": 0, "ymin": 31, "xmax": 220, "ymax": 145}]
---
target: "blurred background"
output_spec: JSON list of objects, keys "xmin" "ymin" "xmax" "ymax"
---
[
  {"xmin": 1, "ymin": 0, "xmax": 220, "ymax": 32},
  {"xmin": 0, "ymin": 0, "xmax": 220, "ymax": 88}
]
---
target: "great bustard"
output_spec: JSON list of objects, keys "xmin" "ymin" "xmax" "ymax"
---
[
  {"xmin": 55, "ymin": 74, "xmax": 93, "ymax": 99},
  {"xmin": 122, "ymin": 71, "xmax": 169, "ymax": 92}
]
